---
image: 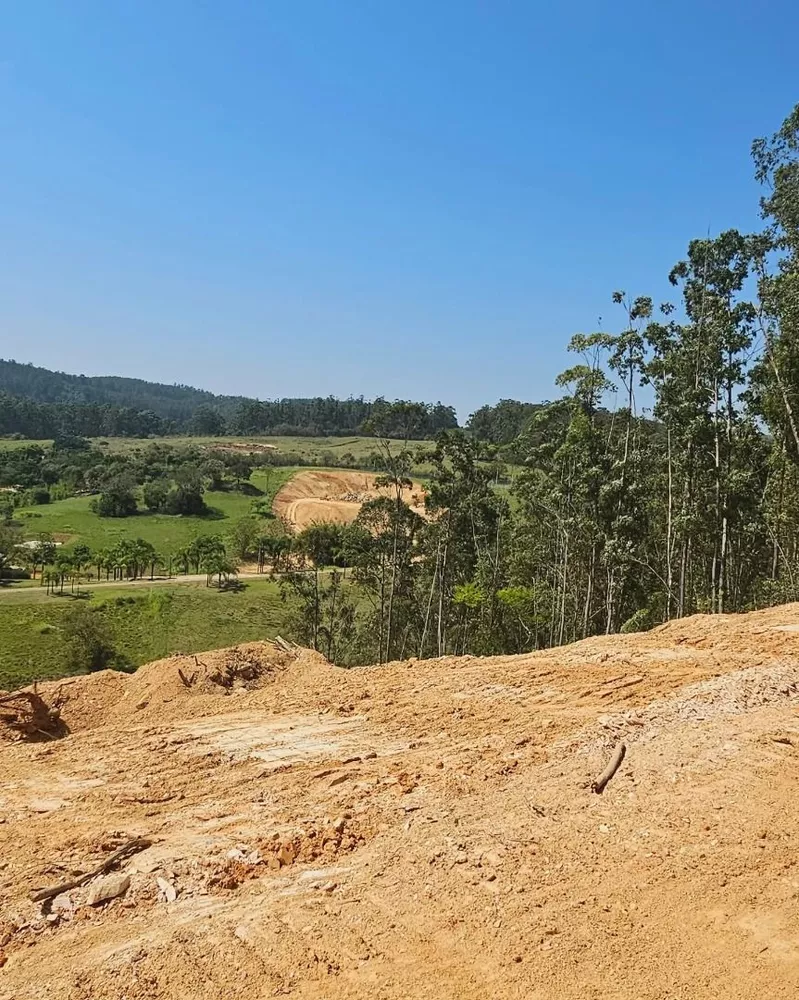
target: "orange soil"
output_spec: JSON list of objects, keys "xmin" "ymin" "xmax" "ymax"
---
[
  {"xmin": 272, "ymin": 470, "xmax": 426, "ymax": 531},
  {"xmin": 4, "ymin": 608, "xmax": 799, "ymax": 997}
]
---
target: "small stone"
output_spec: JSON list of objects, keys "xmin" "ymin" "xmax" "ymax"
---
[
  {"xmin": 157, "ymin": 877, "xmax": 178, "ymax": 903},
  {"xmin": 277, "ymin": 843, "xmax": 296, "ymax": 867},
  {"xmin": 86, "ymin": 874, "xmax": 130, "ymax": 906},
  {"xmin": 51, "ymin": 893, "xmax": 75, "ymax": 915}
]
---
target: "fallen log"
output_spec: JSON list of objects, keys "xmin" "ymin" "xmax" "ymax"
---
[
  {"xmin": 592, "ymin": 742, "xmax": 626, "ymax": 794},
  {"xmin": 30, "ymin": 837, "xmax": 152, "ymax": 904}
]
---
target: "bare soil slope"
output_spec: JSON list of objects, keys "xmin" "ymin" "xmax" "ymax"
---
[
  {"xmin": 4, "ymin": 608, "xmax": 799, "ymax": 998},
  {"xmin": 273, "ymin": 470, "xmax": 425, "ymax": 531}
]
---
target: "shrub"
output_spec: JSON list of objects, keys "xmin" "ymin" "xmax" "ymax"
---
[
  {"xmin": 61, "ymin": 604, "xmax": 118, "ymax": 672},
  {"xmin": 619, "ymin": 608, "xmax": 655, "ymax": 634},
  {"xmin": 91, "ymin": 486, "xmax": 138, "ymax": 517}
]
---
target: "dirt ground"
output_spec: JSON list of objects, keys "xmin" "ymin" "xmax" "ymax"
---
[
  {"xmin": 4, "ymin": 607, "xmax": 799, "ymax": 998},
  {"xmin": 272, "ymin": 470, "xmax": 426, "ymax": 531}
]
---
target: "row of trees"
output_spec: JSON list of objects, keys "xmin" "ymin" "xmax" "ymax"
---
[
  {"xmin": 0, "ymin": 360, "xmax": 460, "ymax": 440},
  {"xmin": 18, "ymin": 534, "xmax": 240, "ymax": 592},
  {"xmin": 14, "ymin": 517, "xmax": 363, "ymax": 592},
  {"xmin": 280, "ymin": 103, "xmax": 799, "ymax": 664}
]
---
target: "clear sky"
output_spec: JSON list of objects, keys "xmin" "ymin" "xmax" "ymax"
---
[{"xmin": 1, "ymin": 1, "xmax": 796, "ymax": 419}]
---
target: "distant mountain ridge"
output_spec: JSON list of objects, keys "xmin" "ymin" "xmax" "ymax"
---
[
  {"xmin": 0, "ymin": 359, "xmax": 245, "ymax": 422},
  {"xmin": 0, "ymin": 359, "xmax": 460, "ymax": 440}
]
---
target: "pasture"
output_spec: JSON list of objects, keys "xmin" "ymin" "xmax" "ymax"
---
[{"xmin": 0, "ymin": 577, "xmax": 292, "ymax": 690}]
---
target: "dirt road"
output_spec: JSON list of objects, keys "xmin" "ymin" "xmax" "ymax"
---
[
  {"xmin": 0, "ymin": 572, "xmax": 271, "ymax": 602},
  {"xmin": 4, "ymin": 606, "xmax": 799, "ymax": 997}
]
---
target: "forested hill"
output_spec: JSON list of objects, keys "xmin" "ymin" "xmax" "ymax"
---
[{"xmin": 0, "ymin": 359, "xmax": 459, "ymax": 439}]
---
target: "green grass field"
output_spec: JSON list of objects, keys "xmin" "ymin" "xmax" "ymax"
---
[
  {"xmin": 0, "ymin": 438, "xmax": 54, "ymax": 450},
  {"xmin": 12, "ymin": 467, "xmax": 295, "ymax": 549},
  {"xmin": 0, "ymin": 578, "xmax": 293, "ymax": 690}
]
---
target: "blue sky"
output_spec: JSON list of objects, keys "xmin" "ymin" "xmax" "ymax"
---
[{"xmin": 1, "ymin": 1, "xmax": 796, "ymax": 419}]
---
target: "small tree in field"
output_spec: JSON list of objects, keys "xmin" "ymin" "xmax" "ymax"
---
[{"xmin": 61, "ymin": 604, "xmax": 117, "ymax": 673}]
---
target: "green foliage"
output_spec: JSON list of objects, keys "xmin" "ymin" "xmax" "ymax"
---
[
  {"xmin": 61, "ymin": 603, "xmax": 118, "ymax": 673},
  {"xmin": 142, "ymin": 478, "xmax": 170, "ymax": 511},
  {"xmin": 0, "ymin": 523, "xmax": 20, "ymax": 578},
  {"xmin": 619, "ymin": 609, "xmax": 655, "ymax": 634},
  {"xmin": 0, "ymin": 578, "xmax": 293, "ymax": 689},
  {"xmin": 227, "ymin": 516, "xmax": 261, "ymax": 562},
  {"xmin": 294, "ymin": 522, "xmax": 368, "ymax": 568},
  {"xmin": 453, "ymin": 582, "xmax": 485, "ymax": 609},
  {"xmin": 91, "ymin": 482, "xmax": 138, "ymax": 517}
]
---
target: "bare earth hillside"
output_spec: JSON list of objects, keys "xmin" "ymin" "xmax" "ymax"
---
[
  {"xmin": 4, "ymin": 607, "xmax": 799, "ymax": 997},
  {"xmin": 273, "ymin": 470, "xmax": 426, "ymax": 531}
]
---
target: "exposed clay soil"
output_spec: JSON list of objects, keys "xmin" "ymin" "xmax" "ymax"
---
[
  {"xmin": 4, "ymin": 608, "xmax": 799, "ymax": 997},
  {"xmin": 272, "ymin": 470, "xmax": 426, "ymax": 531}
]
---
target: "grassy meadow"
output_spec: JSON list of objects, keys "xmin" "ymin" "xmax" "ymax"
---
[
  {"xmin": 12, "ymin": 467, "xmax": 295, "ymax": 550},
  {"xmin": 0, "ymin": 578, "xmax": 293, "ymax": 690}
]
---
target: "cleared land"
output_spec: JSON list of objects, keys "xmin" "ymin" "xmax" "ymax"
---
[
  {"xmin": 273, "ymin": 469, "xmax": 426, "ymax": 531},
  {"xmin": 4, "ymin": 605, "xmax": 799, "ymax": 997}
]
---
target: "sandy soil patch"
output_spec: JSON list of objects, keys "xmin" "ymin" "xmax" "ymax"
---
[
  {"xmin": 273, "ymin": 470, "xmax": 426, "ymax": 531},
  {"xmin": 6, "ymin": 607, "xmax": 799, "ymax": 996}
]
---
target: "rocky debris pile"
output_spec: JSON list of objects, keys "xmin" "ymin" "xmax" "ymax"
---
[
  {"xmin": 336, "ymin": 490, "xmax": 371, "ymax": 503},
  {"xmin": 1, "ymin": 811, "xmax": 376, "ymax": 970},
  {"xmin": 579, "ymin": 660, "xmax": 799, "ymax": 754},
  {"xmin": 210, "ymin": 814, "xmax": 373, "ymax": 890}
]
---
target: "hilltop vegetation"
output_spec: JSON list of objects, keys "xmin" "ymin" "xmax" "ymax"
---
[{"xmin": 0, "ymin": 359, "xmax": 459, "ymax": 439}]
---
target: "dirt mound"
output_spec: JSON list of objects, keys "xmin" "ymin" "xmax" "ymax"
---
[
  {"xmin": 273, "ymin": 470, "xmax": 426, "ymax": 531},
  {"xmin": 7, "ymin": 605, "xmax": 799, "ymax": 997},
  {"xmin": 13, "ymin": 642, "xmax": 330, "ymax": 735}
]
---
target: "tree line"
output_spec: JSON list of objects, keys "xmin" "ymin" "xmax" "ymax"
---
[
  {"xmin": 0, "ymin": 359, "xmax": 460, "ymax": 440},
  {"xmin": 280, "ymin": 103, "xmax": 799, "ymax": 664}
]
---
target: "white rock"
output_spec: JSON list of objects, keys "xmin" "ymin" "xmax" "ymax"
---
[
  {"xmin": 51, "ymin": 892, "xmax": 75, "ymax": 915},
  {"xmin": 156, "ymin": 876, "xmax": 178, "ymax": 903},
  {"xmin": 87, "ymin": 874, "xmax": 130, "ymax": 906}
]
